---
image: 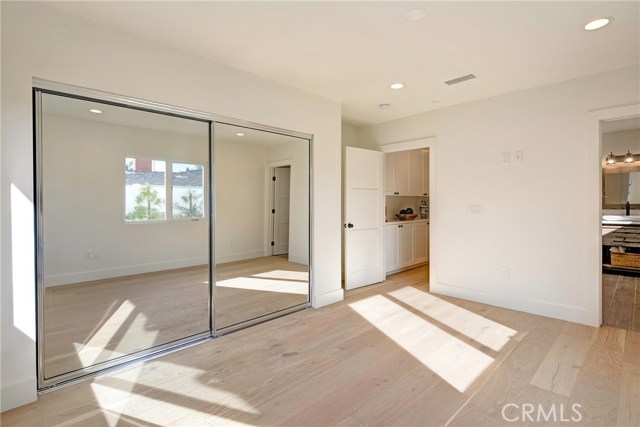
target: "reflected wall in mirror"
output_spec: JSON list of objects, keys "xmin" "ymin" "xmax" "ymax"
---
[
  {"xmin": 40, "ymin": 93, "xmax": 211, "ymax": 380},
  {"xmin": 214, "ymin": 123, "xmax": 309, "ymax": 330}
]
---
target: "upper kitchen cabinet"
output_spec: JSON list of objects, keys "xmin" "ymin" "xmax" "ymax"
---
[{"xmin": 385, "ymin": 148, "xmax": 428, "ymax": 196}]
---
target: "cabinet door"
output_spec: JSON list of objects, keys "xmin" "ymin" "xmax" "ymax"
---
[
  {"xmin": 413, "ymin": 223, "xmax": 428, "ymax": 264},
  {"xmin": 393, "ymin": 151, "xmax": 410, "ymax": 195},
  {"xmin": 397, "ymin": 224, "xmax": 414, "ymax": 267},
  {"xmin": 384, "ymin": 224, "xmax": 399, "ymax": 272},
  {"xmin": 422, "ymin": 149, "xmax": 429, "ymax": 197},
  {"xmin": 409, "ymin": 149, "xmax": 423, "ymax": 196},
  {"xmin": 384, "ymin": 152, "xmax": 395, "ymax": 195}
]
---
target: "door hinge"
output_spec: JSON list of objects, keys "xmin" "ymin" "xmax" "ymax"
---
[
  {"xmin": 272, "ymin": 209, "xmax": 276, "ymax": 214},
  {"xmin": 272, "ymin": 176, "xmax": 276, "ymax": 181},
  {"xmin": 271, "ymin": 241, "xmax": 275, "ymax": 246}
]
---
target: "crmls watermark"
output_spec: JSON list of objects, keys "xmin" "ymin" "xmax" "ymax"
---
[{"xmin": 501, "ymin": 403, "xmax": 583, "ymax": 423}]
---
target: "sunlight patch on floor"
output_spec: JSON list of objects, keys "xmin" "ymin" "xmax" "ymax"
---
[
  {"xmin": 73, "ymin": 300, "xmax": 159, "ymax": 369},
  {"xmin": 349, "ymin": 294, "xmax": 494, "ymax": 393},
  {"xmin": 388, "ymin": 286, "xmax": 517, "ymax": 352},
  {"xmin": 216, "ymin": 276, "xmax": 308, "ymax": 294},
  {"xmin": 89, "ymin": 361, "xmax": 259, "ymax": 426},
  {"xmin": 251, "ymin": 269, "xmax": 308, "ymax": 282}
]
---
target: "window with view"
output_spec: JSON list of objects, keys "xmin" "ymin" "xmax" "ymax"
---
[
  {"xmin": 172, "ymin": 163, "xmax": 205, "ymax": 219},
  {"xmin": 125, "ymin": 158, "xmax": 166, "ymax": 221},
  {"xmin": 125, "ymin": 158, "xmax": 205, "ymax": 222}
]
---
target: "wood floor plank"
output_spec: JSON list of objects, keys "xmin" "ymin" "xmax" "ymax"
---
[
  {"xmin": 571, "ymin": 327, "xmax": 626, "ymax": 427},
  {"xmin": 529, "ymin": 322, "xmax": 598, "ymax": 397},
  {"xmin": 617, "ymin": 330, "xmax": 640, "ymax": 427}
]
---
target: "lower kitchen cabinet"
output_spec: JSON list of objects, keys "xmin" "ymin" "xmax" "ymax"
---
[{"xmin": 385, "ymin": 221, "xmax": 429, "ymax": 274}]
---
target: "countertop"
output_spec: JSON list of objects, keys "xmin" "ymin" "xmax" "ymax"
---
[
  {"xmin": 385, "ymin": 218, "xmax": 430, "ymax": 225},
  {"xmin": 602, "ymin": 215, "xmax": 640, "ymax": 226}
]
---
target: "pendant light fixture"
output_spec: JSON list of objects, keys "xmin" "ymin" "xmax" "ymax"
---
[{"xmin": 625, "ymin": 151, "xmax": 635, "ymax": 163}]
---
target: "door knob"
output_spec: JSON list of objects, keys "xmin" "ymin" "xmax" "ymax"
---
[{"xmin": 344, "ymin": 223, "xmax": 354, "ymax": 228}]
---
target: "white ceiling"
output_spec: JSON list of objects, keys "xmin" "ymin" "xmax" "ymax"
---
[{"xmin": 48, "ymin": 1, "xmax": 640, "ymax": 127}]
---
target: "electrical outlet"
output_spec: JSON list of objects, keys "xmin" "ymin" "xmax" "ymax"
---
[
  {"xmin": 501, "ymin": 267, "xmax": 509, "ymax": 279},
  {"xmin": 501, "ymin": 152, "xmax": 510, "ymax": 164},
  {"xmin": 85, "ymin": 251, "xmax": 92, "ymax": 260}
]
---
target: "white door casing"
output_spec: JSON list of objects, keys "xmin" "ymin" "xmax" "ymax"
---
[
  {"xmin": 272, "ymin": 166, "xmax": 291, "ymax": 255},
  {"xmin": 344, "ymin": 147, "xmax": 384, "ymax": 290}
]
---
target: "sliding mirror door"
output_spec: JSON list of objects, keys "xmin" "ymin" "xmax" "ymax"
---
[
  {"xmin": 213, "ymin": 123, "xmax": 310, "ymax": 331},
  {"xmin": 38, "ymin": 92, "xmax": 211, "ymax": 385}
]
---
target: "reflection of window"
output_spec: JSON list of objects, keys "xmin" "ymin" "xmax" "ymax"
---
[
  {"xmin": 172, "ymin": 163, "xmax": 204, "ymax": 219},
  {"xmin": 125, "ymin": 158, "xmax": 205, "ymax": 222},
  {"xmin": 125, "ymin": 158, "xmax": 166, "ymax": 221}
]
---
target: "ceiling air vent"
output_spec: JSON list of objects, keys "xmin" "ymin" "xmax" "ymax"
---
[{"xmin": 444, "ymin": 73, "xmax": 477, "ymax": 86}]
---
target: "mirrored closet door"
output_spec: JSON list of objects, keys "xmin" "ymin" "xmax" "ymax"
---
[
  {"xmin": 37, "ymin": 92, "xmax": 211, "ymax": 384},
  {"xmin": 213, "ymin": 123, "xmax": 310, "ymax": 330}
]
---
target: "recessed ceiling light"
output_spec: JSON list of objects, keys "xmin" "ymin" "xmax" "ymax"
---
[
  {"xmin": 406, "ymin": 8, "xmax": 426, "ymax": 21},
  {"xmin": 236, "ymin": 132, "xmax": 245, "ymax": 136},
  {"xmin": 390, "ymin": 83, "xmax": 404, "ymax": 90},
  {"xmin": 585, "ymin": 18, "xmax": 611, "ymax": 31},
  {"xmin": 89, "ymin": 109, "xmax": 103, "ymax": 114},
  {"xmin": 379, "ymin": 103, "xmax": 391, "ymax": 110}
]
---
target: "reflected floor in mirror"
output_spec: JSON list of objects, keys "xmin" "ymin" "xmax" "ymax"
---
[
  {"xmin": 215, "ymin": 255, "xmax": 309, "ymax": 330},
  {"xmin": 43, "ymin": 266, "xmax": 210, "ymax": 379},
  {"xmin": 43, "ymin": 255, "xmax": 309, "ymax": 378}
]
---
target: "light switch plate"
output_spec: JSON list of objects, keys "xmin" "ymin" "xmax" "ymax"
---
[{"xmin": 501, "ymin": 152, "xmax": 510, "ymax": 164}]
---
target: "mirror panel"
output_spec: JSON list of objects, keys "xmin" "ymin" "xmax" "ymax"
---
[
  {"xmin": 213, "ymin": 123, "xmax": 309, "ymax": 330},
  {"xmin": 603, "ymin": 171, "xmax": 640, "ymax": 207},
  {"xmin": 41, "ymin": 93, "xmax": 211, "ymax": 379}
]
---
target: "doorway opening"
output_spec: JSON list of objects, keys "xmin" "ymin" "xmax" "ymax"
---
[
  {"xmin": 600, "ymin": 115, "xmax": 640, "ymax": 331},
  {"xmin": 271, "ymin": 165, "xmax": 291, "ymax": 257}
]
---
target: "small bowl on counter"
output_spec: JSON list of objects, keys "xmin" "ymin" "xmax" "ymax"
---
[{"xmin": 396, "ymin": 213, "xmax": 418, "ymax": 221}]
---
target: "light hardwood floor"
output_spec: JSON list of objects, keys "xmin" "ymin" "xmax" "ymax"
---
[
  {"xmin": 5, "ymin": 266, "xmax": 638, "ymax": 427},
  {"xmin": 43, "ymin": 256, "xmax": 308, "ymax": 379},
  {"xmin": 603, "ymin": 273, "xmax": 640, "ymax": 331}
]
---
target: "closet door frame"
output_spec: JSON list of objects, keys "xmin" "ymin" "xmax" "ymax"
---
[{"xmin": 33, "ymin": 78, "xmax": 313, "ymax": 392}]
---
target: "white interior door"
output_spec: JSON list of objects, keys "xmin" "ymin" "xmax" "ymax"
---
[
  {"xmin": 272, "ymin": 166, "xmax": 291, "ymax": 255},
  {"xmin": 345, "ymin": 147, "xmax": 384, "ymax": 290}
]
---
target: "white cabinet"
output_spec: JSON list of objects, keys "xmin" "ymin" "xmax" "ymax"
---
[
  {"xmin": 385, "ymin": 149, "xmax": 428, "ymax": 196},
  {"xmin": 384, "ymin": 151, "xmax": 410, "ymax": 195},
  {"xmin": 413, "ymin": 222, "xmax": 428, "ymax": 264},
  {"xmin": 385, "ymin": 222, "xmax": 429, "ymax": 274},
  {"xmin": 421, "ymin": 149, "xmax": 429, "ymax": 197},
  {"xmin": 398, "ymin": 224, "xmax": 414, "ymax": 268},
  {"xmin": 384, "ymin": 224, "xmax": 399, "ymax": 271}
]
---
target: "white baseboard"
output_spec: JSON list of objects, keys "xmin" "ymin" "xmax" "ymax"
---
[
  {"xmin": 312, "ymin": 288, "xmax": 344, "ymax": 308},
  {"xmin": 430, "ymin": 281, "xmax": 597, "ymax": 327},
  {"xmin": 215, "ymin": 250, "xmax": 267, "ymax": 265},
  {"xmin": 45, "ymin": 256, "xmax": 208, "ymax": 287},
  {"xmin": 1, "ymin": 376, "xmax": 37, "ymax": 412}
]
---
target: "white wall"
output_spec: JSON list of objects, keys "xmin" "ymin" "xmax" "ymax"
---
[
  {"xmin": 42, "ymin": 114, "xmax": 209, "ymax": 286},
  {"xmin": 215, "ymin": 139, "xmax": 269, "ymax": 263},
  {"xmin": 602, "ymin": 129, "xmax": 640, "ymax": 156},
  {"xmin": 359, "ymin": 65, "xmax": 640, "ymax": 328},
  {"xmin": 1, "ymin": 2, "xmax": 342, "ymax": 411}
]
